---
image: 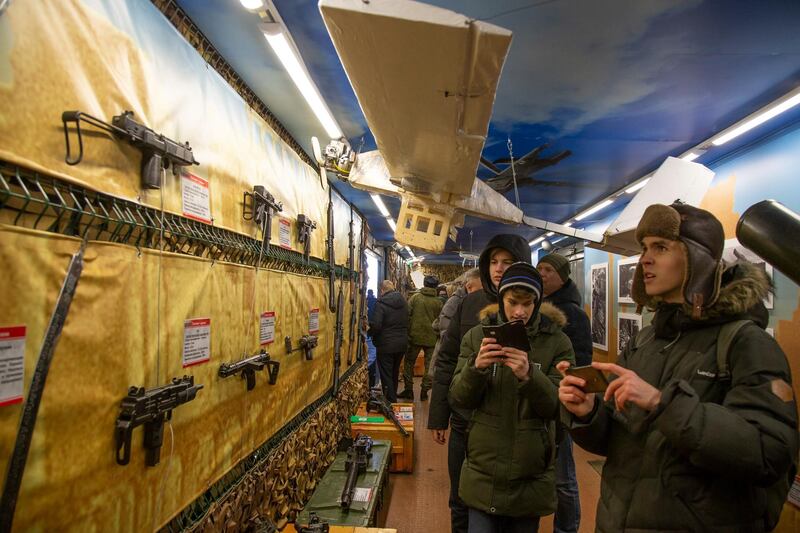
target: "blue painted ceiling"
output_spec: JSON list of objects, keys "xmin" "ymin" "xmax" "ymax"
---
[{"xmin": 176, "ymin": 0, "xmax": 800, "ymax": 261}]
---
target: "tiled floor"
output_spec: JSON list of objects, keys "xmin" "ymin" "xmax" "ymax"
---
[{"xmin": 384, "ymin": 382, "xmax": 602, "ymax": 533}]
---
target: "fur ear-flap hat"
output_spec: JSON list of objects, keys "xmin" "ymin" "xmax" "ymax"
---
[{"xmin": 632, "ymin": 201, "xmax": 725, "ymax": 318}]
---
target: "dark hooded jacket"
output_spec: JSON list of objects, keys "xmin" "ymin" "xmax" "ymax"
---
[
  {"xmin": 449, "ymin": 301, "xmax": 575, "ymax": 516},
  {"xmin": 369, "ymin": 290, "xmax": 409, "ymax": 354},
  {"xmin": 544, "ymin": 278, "xmax": 592, "ymax": 366},
  {"xmin": 566, "ymin": 263, "xmax": 798, "ymax": 532},
  {"xmin": 428, "ymin": 234, "xmax": 532, "ymax": 429}
]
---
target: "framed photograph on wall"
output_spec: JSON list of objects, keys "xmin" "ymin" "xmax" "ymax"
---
[
  {"xmin": 722, "ymin": 238, "xmax": 773, "ymax": 309},
  {"xmin": 590, "ymin": 263, "xmax": 609, "ymax": 351},
  {"xmin": 617, "ymin": 255, "xmax": 639, "ymax": 305},
  {"xmin": 618, "ymin": 312, "xmax": 642, "ymax": 353}
]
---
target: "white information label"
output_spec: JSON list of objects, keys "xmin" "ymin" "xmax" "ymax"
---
[
  {"xmin": 309, "ymin": 308, "xmax": 320, "ymax": 334},
  {"xmin": 352, "ymin": 487, "xmax": 372, "ymax": 503},
  {"xmin": 0, "ymin": 326, "xmax": 25, "ymax": 407},
  {"xmin": 260, "ymin": 311, "xmax": 276, "ymax": 346},
  {"xmin": 181, "ymin": 173, "xmax": 212, "ymax": 224},
  {"xmin": 279, "ymin": 218, "xmax": 291, "ymax": 249},
  {"xmin": 183, "ymin": 318, "xmax": 211, "ymax": 367},
  {"xmin": 396, "ymin": 411, "xmax": 414, "ymax": 421}
]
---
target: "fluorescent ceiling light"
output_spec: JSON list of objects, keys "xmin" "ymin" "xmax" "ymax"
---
[
  {"xmin": 545, "ymin": 231, "xmax": 554, "ymax": 237},
  {"xmin": 625, "ymin": 179, "xmax": 649, "ymax": 194},
  {"xmin": 370, "ymin": 193, "xmax": 390, "ymax": 217},
  {"xmin": 563, "ymin": 222, "xmax": 572, "ymax": 227},
  {"xmin": 575, "ymin": 199, "xmax": 614, "ymax": 221},
  {"xmin": 529, "ymin": 236, "xmax": 545, "ymax": 246},
  {"xmin": 386, "ymin": 218, "xmax": 397, "ymax": 231},
  {"xmin": 404, "ymin": 246, "xmax": 416, "ymax": 259},
  {"xmin": 680, "ymin": 152, "xmax": 700, "ymax": 162},
  {"xmin": 712, "ymin": 92, "xmax": 800, "ymax": 146},
  {"xmin": 240, "ymin": 0, "xmax": 264, "ymax": 8},
  {"xmin": 264, "ymin": 32, "xmax": 343, "ymax": 139}
]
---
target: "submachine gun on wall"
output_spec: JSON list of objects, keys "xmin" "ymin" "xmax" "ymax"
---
[
  {"xmin": 62, "ymin": 110, "xmax": 199, "ymax": 189},
  {"xmin": 115, "ymin": 375, "xmax": 203, "ymax": 467},
  {"xmin": 340, "ymin": 434, "xmax": 373, "ymax": 511},
  {"xmin": 366, "ymin": 390, "xmax": 409, "ymax": 437},
  {"xmin": 243, "ymin": 185, "xmax": 283, "ymax": 254},
  {"xmin": 218, "ymin": 349, "xmax": 279, "ymax": 390},
  {"xmin": 333, "ymin": 271, "xmax": 345, "ymax": 395}
]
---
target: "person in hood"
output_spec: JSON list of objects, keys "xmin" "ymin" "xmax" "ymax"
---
[
  {"xmin": 369, "ymin": 280, "xmax": 409, "ymax": 402},
  {"xmin": 558, "ymin": 202, "xmax": 798, "ymax": 532},
  {"xmin": 537, "ymin": 252, "xmax": 591, "ymax": 533},
  {"xmin": 450, "ymin": 262, "xmax": 575, "ymax": 532},
  {"xmin": 428, "ymin": 233, "xmax": 533, "ymax": 533},
  {"xmin": 399, "ymin": 275, "xmax": 444, "ymax": 400}
]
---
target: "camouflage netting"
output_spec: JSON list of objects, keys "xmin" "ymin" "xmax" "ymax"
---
[
  {"xmin": 172, "ymin": 363, "xmax": 368, "ymax": 533},
  {"xmin": 420, "ymin": 264, "xmax": 470, "ymax": 285}
]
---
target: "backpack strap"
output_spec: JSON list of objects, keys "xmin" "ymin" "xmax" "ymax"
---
[{"xmin": 715, "ymin": 320, "xmax": 752, "ymax": 381}]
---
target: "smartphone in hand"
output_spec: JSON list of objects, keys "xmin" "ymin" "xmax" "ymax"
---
[
  {"xmin": 565, "ymin": 365, "xmax": 609, "ymax": 393},
  {"xmin": 482, "ymin": 320, "xmax": 530, "ymax": 352}
]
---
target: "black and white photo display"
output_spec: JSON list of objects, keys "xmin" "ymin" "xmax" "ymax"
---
[
  {"xmin": 591, "ymin": 263, "xmax": 608, "ymax": 350},
  {"xmin": 617, "ymin": 255, "xmax": 639, "ymax": 304},
  {"xmin": 618, "ymin": 312, "xmax": 642, "ymax": 353}
]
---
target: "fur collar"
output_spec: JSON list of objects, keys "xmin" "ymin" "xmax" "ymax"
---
[
  {"xmin": 478, "ymin": 301, "xmax": 567, "ymax": 329},
  {"xmin": 640, "ymin": 261, "xmax": 771, "ymax": 319}
]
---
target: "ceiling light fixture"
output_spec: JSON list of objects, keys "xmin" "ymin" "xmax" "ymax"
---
[
  {"xmin": 370, "ymin": 193, "xmax": 390, "ymax": 217},
  {"xmin": 680, "ymin": 152, "xmax": 700, "ymax": 162},
  {"xmin": 262, "ymin": 30, "xmax": 343, "ymax": 139},
  {"xmin": 529, "ymin": 236, "xmax": 545, "ymax": 246},
  {"xmin": 386, "ymin": 218, "xmax": 397, "ymax": 231},
  {"xmin": 240, "ymin": 0, "xmax": 264, "ymax": 9},
  {"xmin": 712, "ymin": 90, "xmax": 800, "ymax": 146},
  {"xmin": 575, "ymin": 199, "xmax": 614, "ymax": 221},
  {"xmin": 625, "ymin": 178, "xmax": 649, "ymax": 194}
]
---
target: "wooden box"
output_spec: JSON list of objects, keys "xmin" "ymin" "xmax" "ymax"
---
[{"xmin": 351, "ymin": 402, "xmax": 414, "ymax": 473}]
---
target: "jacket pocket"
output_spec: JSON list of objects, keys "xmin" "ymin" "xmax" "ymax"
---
[
  {"xmin": 466, "ymin": 411, "xmax": 501, "ymax": 474},
  {"xmin": 508, "ymin": 419, "xmax": 551, "ymax": 481}
]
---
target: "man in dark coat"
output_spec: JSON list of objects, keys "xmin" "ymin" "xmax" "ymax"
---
[
  {"xmin": 369, "ymin": 280, "xmax": 409, "ymax": 403},
  {"xmin": 399, "ymin": 275, "xmax": 443, "ymax": 401},
  {"xmin": 428, "ymin": 233, "xmax": 533, "ymax": 533},
  {"xmin": 559, "ymin": 202, "xmax": 798, "ymax": 532},
  {"xmin": 537, "ymin": 252, "xmax": 591, "ymax": 533}
]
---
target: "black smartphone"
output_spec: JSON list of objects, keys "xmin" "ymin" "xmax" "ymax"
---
[
  {"xmin": 565, "ymin": 365, "xmax": 609, "ymax": 393},
  {"xmin": 481, "ymin": 320, "xmax": 530, "ymax": 352}
]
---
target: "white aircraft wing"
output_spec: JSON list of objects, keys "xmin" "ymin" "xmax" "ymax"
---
[{"xmin": 319, "ymin": 0, "xmax": 511, "ymax": 199}]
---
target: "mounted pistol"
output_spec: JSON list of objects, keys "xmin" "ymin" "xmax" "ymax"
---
[
  {"xmin": 340, "ymin": 434, "xmax": 373, "ymax": 511},
  {"xmin": 243, "ymin": 185, "xmax": 283, "ymax": 255},
  {"xmin": 115, "ymin": 375, "xmax": 203, "ymax": 467},
  {"xmin": 62, "ymin": 110, "xmax": 199, "ymax": 189},
  {"xmin": 285, "ymin": 334, "xmax": 319, "ymax": 361},
  {"xmin": 297, "ymin": 214, "xmax": 317, "ymax": 263},
  {"xmin": 218, "ymin": 349, "xmax": 279, "ymax": 390}
]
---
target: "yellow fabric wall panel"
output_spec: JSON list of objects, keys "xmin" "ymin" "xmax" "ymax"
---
[
  {"xmin": 0, "ymin": 0, "xmax": 328, "ymax": 258},
  {"xmin": 0, "ymin": 225, "xmax": 340, "ymax": 531}
]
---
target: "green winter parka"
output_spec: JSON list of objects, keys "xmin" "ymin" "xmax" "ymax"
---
[
  {"xmin": 408, "ymin": 287, "xmax": 443, "ymax": 347},
  {"xmin": 566, "ymin": 262, "xmax": 799, "ymax": 532},
  {"xmin": 449, "ymin": 302, "xmax": 575, "ymax": 517}
]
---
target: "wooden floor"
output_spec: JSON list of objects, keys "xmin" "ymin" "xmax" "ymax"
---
[{"xmin": 383, "ymin": 381, "xmax": 602, "ymax": 533}]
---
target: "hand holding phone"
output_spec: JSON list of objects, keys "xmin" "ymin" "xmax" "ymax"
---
[
  {"xmin": 565, "ymin": 365, "xmax": 609, "ymax": 393},
  {"xmin": 481, "ymin": 320, "xmax": 530, "ymax": 352}
]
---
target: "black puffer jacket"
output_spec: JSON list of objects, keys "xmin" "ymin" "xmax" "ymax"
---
[
  {"xmin": 567, "ymin": 263, "xmax": 799, "ymax": 532},
  {"xmin": 428, "ymin": 233, "xmax": 532, "ymax": 429},
  {"xmin": 369, "ymin": 290, "xmax": 409, "ymax": 354},
  {"xmin": 544, "ymin": 278, "xmax": 592, "ymax": 366}
]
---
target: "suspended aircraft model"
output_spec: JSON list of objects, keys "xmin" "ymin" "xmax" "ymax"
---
[
  {"xmin": 480, "ymin": 144, "xmax": 574, "ymax": 195},
  {"xmin": 316, "ymin": 0, "xmax": 714, "ymax": 255}
]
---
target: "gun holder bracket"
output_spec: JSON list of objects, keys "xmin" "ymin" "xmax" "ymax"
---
[{"xmin": 297, "ymin": 214, "xmax": 317, "ymax": 262}]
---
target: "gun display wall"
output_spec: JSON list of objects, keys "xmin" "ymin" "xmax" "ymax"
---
[{"xmin": 0, "ymin": 1, "xmax": 371, "ymax": 531}]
